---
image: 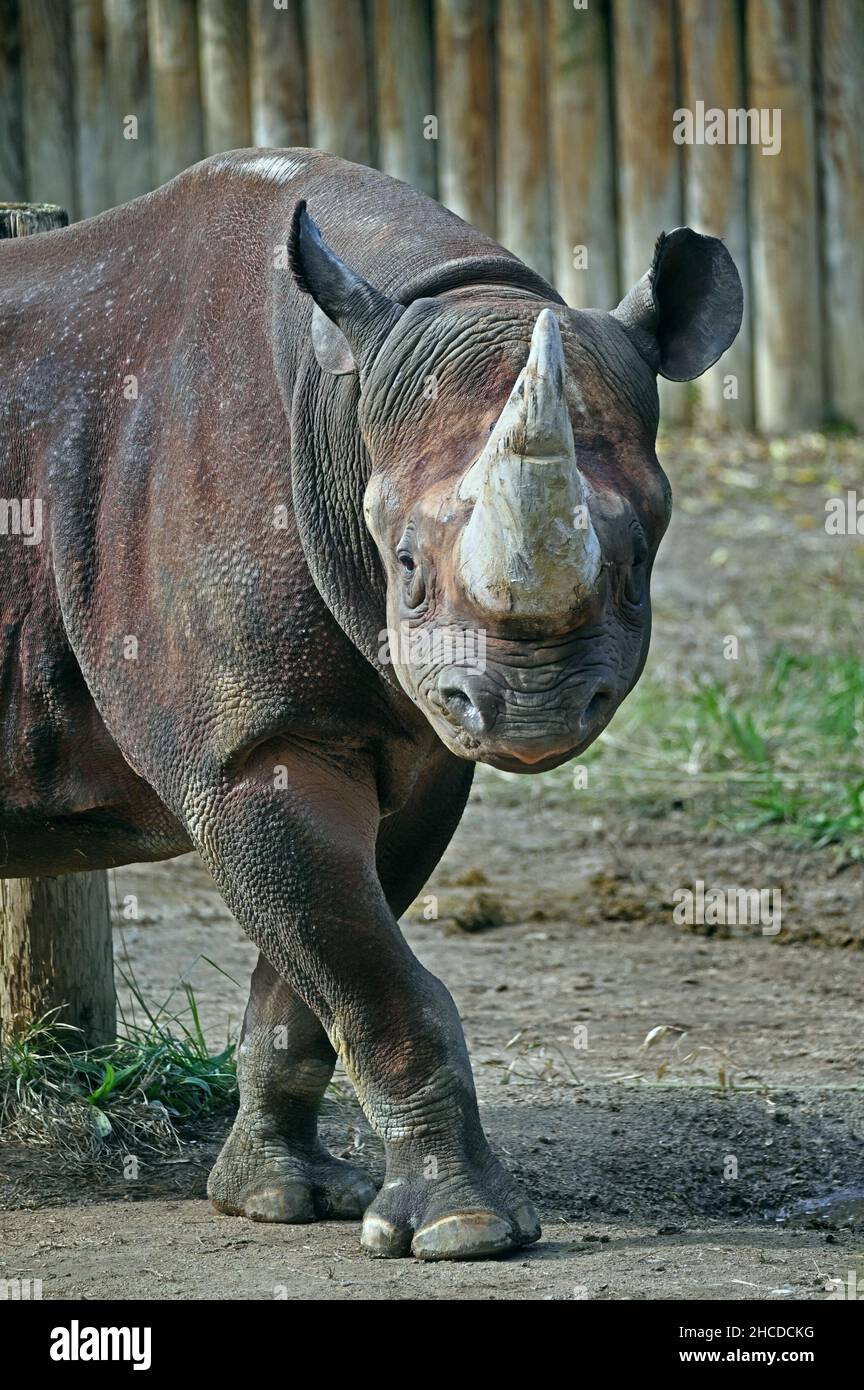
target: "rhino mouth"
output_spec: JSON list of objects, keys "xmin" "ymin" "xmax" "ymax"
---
[
  {"xmin": 482, "ymin": 747, "xmax": 580, "ymax": 774},
  {"xmin": 426, "ymin": 670, "xmax": 616, "ymax": 772}
]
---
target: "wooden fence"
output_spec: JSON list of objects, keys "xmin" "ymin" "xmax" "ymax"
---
[{"xmin": 0, "ymin": 0, "xmax": 861, "ymax": 431}]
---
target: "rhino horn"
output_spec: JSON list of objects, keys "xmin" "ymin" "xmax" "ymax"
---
[{"xmin": 456, "ymin": 308, "xmax": 601, "ymax": 624}]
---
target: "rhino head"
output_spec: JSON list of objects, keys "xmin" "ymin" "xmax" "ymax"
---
[{"xmin": 290, "ymin": 204, "xmax": 742, "ymax": 773}]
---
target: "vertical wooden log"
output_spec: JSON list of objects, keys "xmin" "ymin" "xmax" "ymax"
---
[
  {"xmin": 105, "ymin": 0, "xmax": 154, "ymax": 205},
  {"xmin": 374, "ymin": 0, "xmax": 436, "ymax": 195},
  {"xmin": 249, "ymin": 0, "xmax": 306, "ymax": 149},
  {"xmin": 614, "ymin": 0, "xmax": 686, "ymax": 424},
  {"xmin": 0, "ymin": 201, "xmax": 115, "ymax": 1049},
  {"xmin": 547, "ymin": 0, "xmax": 617, "ymax": 309},
  {"xmin": 434, "ymin": 0, "xmax": 495, "ymax": 236},
  {"xmin": 198, "ymin": 0, "xmax": 252, "ymax": 155},
  {"xmin": 0, "ymin": 875, "xmax": 115, "ymax": 1046},
  {"xmin": 148, "ymin": 0, "xmax": 204, "ymax": 186},
  {"xmin": 496, "ymin": 0, "xmax": 550, "ymax": 279},
  {"xmin": 72, "ymin": 0, "xmax": 111, "ymax": 218},
  {"xmin": 820, "ymin": 0, "xmax": 864, "ymax": 431},
  {"xmin": 0, "ymin": 0, "xmax": 26, "ymax": 202},
  {"xmin": 0, "ymin": 201, "xmax": 68, "ymax": 237},
  {"xmin": 748, "ymin": 0, "xmax": 822, "ymax": 432},
  {"xmin": 305, "ymin": 0, "xmax": 371, "ymax": 165},
  {"xmin": 679, "ymin": 0, "xmax": 753, "ymax": 427},
  {"xmin": 19, "ymin": 0, "xmax": 77, "ymax": 217}
]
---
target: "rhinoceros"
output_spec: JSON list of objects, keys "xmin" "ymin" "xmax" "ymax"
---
[{"xmin": 0, "ymin": 150, "xmax": 742, "ymax": 1260}]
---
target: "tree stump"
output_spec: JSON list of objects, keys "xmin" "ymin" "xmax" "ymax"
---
[
  {"xmin": 0, "ymin": 200, "xmax": 115, "ymax": 1047},
  {"xmin": 0, "ymin": 876, "xmax": 114, "ymax": 1045}
]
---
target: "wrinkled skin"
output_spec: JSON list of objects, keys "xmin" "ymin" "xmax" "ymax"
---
[
  {"xmin": 360, "ymin": 293, "xmax": 670, "ymax": 773},
  {"xmin": 0, "ymin": 150, "xmax": 741, "ymax": 1259}
]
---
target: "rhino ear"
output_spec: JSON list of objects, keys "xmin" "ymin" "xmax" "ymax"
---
[
  {"xmin": 612, "ymin": 227, "xmax": 743, "ymax": 382},
  {"xmin": 289, "ymin": 200, "xmax": 403, "ymax": 376},
  {"xmin": 311, "ymin": 304, "xmax": 357, "ymax": 375}
]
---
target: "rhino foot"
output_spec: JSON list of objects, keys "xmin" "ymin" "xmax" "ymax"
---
[
  {"xmin": 360, "ymin": 1157, "xmax": 540, "ymax": 1261},
  {"xmin": 208, "ymin": 1125, "xmax": 377, "ymax": 1223}
]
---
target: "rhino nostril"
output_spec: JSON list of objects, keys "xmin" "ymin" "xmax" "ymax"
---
[
  {"xmin": 439, "ymin": 680, "xmax": 497, "ymax": 734},
  {"xmin": 442, "ymin": 685, "xmax": 470, "ymax": 712},
  {"xmin": 584, "ymin": 688, "xmax": 615, "ymax": 726}
]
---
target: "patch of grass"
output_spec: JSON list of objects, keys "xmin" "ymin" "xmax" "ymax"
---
[
  {"xmin": 820, "ymin": 414, "xmax": 859, "ymax": 439},
  {"xmin": 593, "ymin": 648, "xmax": 864, "ymax": 852},
  {"xmin": 638, "ymin": 1024, "xmax": 756, "ymax": 1092},
  {"xmin": 500, "ymin": 1028, "xmax": 583, "ymax": 1087},
  {"xmin": 482, "ymin": 647, "xmax": 864, "ymax": 857},
  {"xmin": 0, "ymin": 978, "xmax": 237, "ymax": 1161}
]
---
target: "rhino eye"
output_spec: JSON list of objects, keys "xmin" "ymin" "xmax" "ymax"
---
[
  {"xmin": 624, "ymin": 550, "xmax": 648, "ymax": 608},
  {"xmin": 623, "ymin": 562, "xmax": 646, "ymax": 608},
  {"xmin": 398, "ymin": 554, "xmax": 426, "ymax": 610}
]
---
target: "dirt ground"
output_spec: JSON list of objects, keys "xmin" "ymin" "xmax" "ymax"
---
[{"xmin": 1, "ymin": 436, "xmax": 863, "ymax": 1300}]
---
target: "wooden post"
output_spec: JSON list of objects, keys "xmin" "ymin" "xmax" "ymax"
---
[
  {"xmin": 198, "ymin": 0, "xmax": 252, "ymax": 156},
  {"xmin": 147, "ymin": 0, "xmax": 204, "ymax": 186},
  {"xmin": 434, "ymin": 0, "xmax": 496, "ymax": 236},
  {"xmin": 0, "ymin": 201, "xmax": 115, "ymax": 1048},
  {"xmin": 249, "ymin": 0, "xmax": 306, "ymax": 149},
  {"xmin": 496, "ymin": 0, "xmax": 550, "ymax": 279},
  {"xmin": 0, "ymin": 875, "xmax": 114, "ymax": 1046},
  {"xmin": 748, "ymin": 0, "xmax": 822, "ymax": 432},
  {"xmin": 374, "ymin": 0, "xmax": 436, "ymax": 196},
  {"xmin": 105, "ymin": 0, "xmax": 154, "ymax": 205},
  {"xmin": 547, "ymin": 0, "xmax": 617, "ymax": 309},
  {"xmin": 820, "ymin": 0, "xmax": 864, "ymax": 431},
  {"xmin": 0, "ymin": 0, "xmax": 26, "ymax": 202},
  {"xmin": 19, "ymin": 0, "xmax": 77, "ymax": 217},
  {"xmin": 679, "ymin": 0, "xmax": 753, "ymax": 428},
  {"xmin": 72, "ymin": 0, "xmax": 111, "ymax": 218},
  {"xmin": 305, "ymin": 0, "xmax": 371, "ymax": 165},
  {"xmin": 0, "ymin": 200, "xmax": 67, "ymax": 238},
  {"xmin": 613, "ymin": 0, "xmax": 686, "ymax": 424}
]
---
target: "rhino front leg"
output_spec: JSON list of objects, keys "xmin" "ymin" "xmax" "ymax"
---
[
  {"xmin": 191, "ymin": 746, "xmax": 539, "ymax": 1261},
  {"xmin": 207, "ymin": 952, "xmax": 376, "ymax": 1222}
]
